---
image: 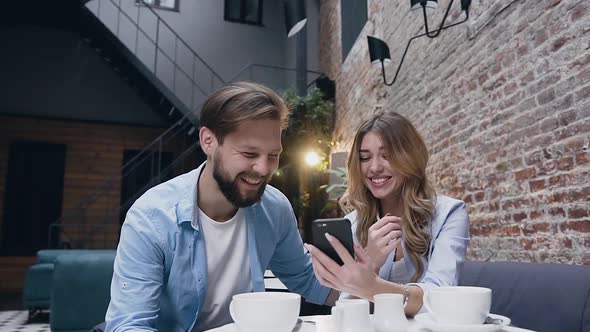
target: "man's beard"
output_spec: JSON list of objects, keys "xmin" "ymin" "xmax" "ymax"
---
[{"xmin": 212, "ymin": 160, "xmax": 269, "ymax": 208}]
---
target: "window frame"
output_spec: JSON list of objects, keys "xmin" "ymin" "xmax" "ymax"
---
[
  {"xmin": 135, "ymin": 0, "xmax": 179, "ymax": 12},
  {"xmin": 224, "ymin": 0, "xmax": 264, "ymax": 26}
]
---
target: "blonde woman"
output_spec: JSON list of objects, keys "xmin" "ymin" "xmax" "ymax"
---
[{"xmin": 305, "ymin": 113, "xmax": 469, "ymax": 316}]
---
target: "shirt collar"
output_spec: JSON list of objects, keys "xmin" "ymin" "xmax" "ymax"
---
[
  {"xmin": 178, "ymin": 162, "xmax": 262, "ymax": 230},
  {"xmin": 176, "ymin": 162, "xmax": 206, "ymax": 230}
]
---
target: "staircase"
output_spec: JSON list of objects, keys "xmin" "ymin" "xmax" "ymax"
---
[
  {"xmin": 48, "ymin": 0, "xmax": 323, "ymax": 249},
  {"xmin": 81, "ymin": 0, "xmax": 227, "ymax": 124},
  {"xmin": 47, "ymin": 0, "xmax": 225, "ymax": 249}
]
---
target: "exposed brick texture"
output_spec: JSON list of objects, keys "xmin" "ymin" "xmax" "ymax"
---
[
  {"xmin": 319, "ymin": 0, "xmax": 342, "ymax": 80},
  {"xmin": 0, "ymin": 116, "xmax": 180, "ymax": 250},
  {"xmin": 321, "ymin": 0, "xmax": 590, "ymax": 264}
]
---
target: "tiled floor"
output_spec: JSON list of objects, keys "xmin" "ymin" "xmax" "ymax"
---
[{"xmin": 0, "ymin": 311, "xmax": 49, "ymax": 332}]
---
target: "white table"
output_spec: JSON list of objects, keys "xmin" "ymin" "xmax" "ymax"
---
[
  {"xmin": 206, "ymin": 315, "xmax": 537, "ymax": 332},
  {"xmin": 264, "ymin": 270, "xmax": 288, "ymax": 291},
  {"xmin": 264, "ymin": 277, "xmax": 287, "ymax": 290}
]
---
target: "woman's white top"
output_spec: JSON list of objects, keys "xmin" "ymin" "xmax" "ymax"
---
[{"xmin": 389, "ymin": 256, "xmax": 411, "ymax": 284}]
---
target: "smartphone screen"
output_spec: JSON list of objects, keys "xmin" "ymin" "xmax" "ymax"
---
[{"xmin": 311, "ymin": 218, "xmax": 354, "ymax": 265}]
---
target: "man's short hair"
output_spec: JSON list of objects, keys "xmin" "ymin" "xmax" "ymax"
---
[{"xmin": 199, "ymin": 81, "xmax": 290, "ymax": 144}]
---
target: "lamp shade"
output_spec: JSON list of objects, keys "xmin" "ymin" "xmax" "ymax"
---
[
  {"xmin": 367, "ymin": 36, "xmax": 392, "ymax": 65},
  {"xmin": 284, "ymin": 0, "xmax": 307, "ymax": 38},
  {"xmin": 410, "ymin": 0, "xmax": 438, "ymax": 11},
  {"xmin": 461, "ymin": 0, "xmax": 472, "ymax": 12}
]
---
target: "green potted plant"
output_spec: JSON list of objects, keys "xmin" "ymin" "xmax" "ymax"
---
[{"xmin": 270, "ymin": 87, "xmax": 335, "ymax": 240}]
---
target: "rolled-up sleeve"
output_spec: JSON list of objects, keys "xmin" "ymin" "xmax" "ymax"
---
[
  {"xmin": 267, "ymin": 202, "xmax": 331, "ymax": 305},
  {"xmin": 409, "ymin": 202, "xmax": 470, "ymax": 313},
  {"xmin": 105, "ymin": 207, "xmax": 165, "ymax": 332}
]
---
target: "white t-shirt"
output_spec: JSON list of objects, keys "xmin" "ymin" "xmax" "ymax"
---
[{"xmin": 194, "ymin": 208, "xmax": 252, "ymax": 331}]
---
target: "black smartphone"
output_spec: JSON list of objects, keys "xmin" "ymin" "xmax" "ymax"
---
[{"xmin": 311, "ymin": 218, "xmax": 354, "ymax": 265}]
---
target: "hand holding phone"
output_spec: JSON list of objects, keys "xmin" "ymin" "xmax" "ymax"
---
[{"xmin": 310, "ymin": 218, "xmax": 354, "ymax": 265}]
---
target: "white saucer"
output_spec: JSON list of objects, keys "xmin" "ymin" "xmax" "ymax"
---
[
  {"xmin": 208, "ymin": 321, "xmax": 316, "ymax": 332},
  {"xmin": 414, "ymin": 313, "xmax": 511, "ymax": 332}
]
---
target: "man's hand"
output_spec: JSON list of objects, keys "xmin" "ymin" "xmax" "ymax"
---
[{"xmin": 365, "ymin": 215, "xmax": 402, "ymax": 272}]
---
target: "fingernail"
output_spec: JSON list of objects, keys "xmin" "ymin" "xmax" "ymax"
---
[
  {"xmin": 304, "ymin": 244, "xmax": 313, "ymax": 253},
  {"xmin": 325, "ymin": 233, "xmax": 334, "ymax": 242}
]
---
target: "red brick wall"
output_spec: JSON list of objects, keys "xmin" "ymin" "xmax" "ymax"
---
[
  {"xmin": 0, "ymin": 115, "xmax": 171, "ymax": 250},
  {"xmin": 321, "ymin": 0, "xmax": 590, "ymax": 264},
  {"xmin": 320, "ymin": 0, "xmax": 342, "ymax": 80},
  {"xmin": 0, "ymin": 115, "xmax": 203, "ymax": 290}
]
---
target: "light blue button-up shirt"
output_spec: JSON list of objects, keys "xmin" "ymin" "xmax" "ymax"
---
[{"xmin": 105, "ymin": 164, "xmax": 330, "ymax": 332}]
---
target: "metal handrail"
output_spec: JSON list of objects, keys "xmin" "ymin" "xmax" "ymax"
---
[
  {"xmin": 52, "ymin": 64, "xmax": 323, "ymax": 226},
  {"xmin": 97, "ymin": 0, "xmax": 225, "ymax": 106},
  {"xmin": 135, "ymin": 0, "xmax": 225, "ymax": 84},
  {"xmin": 54, "ymin": 118, "xmax": 184, "ymax": 223},
  {"xmin": 107, "ymin": 142, "xmax": 201, "ymax": 222},
  {"xmin": 50, "ymin": 143, "xmax": 202, "ymax": 248},
  {"xmin": 52, "ymin": 1, "xmax": 329, "ymax": 249},
  {"xmin": 229, "ymin": 63, "xmax": 322, "ymax": 83},
  {"xmin": 119, "ymin": 115, "xmax": 188, "ymax": 174},
  {"xmin": 70, "ymin": 0, "xmax": 226, "ymax": 218}
]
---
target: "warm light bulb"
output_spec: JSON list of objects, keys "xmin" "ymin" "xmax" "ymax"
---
[{"xmin": 304, "ymin": 151, "xmax": 321, "ymax": 167}]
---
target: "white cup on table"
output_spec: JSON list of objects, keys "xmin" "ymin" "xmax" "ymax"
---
[
  {"xmin": 423, "ymin": 286, "xmax": 492, "ymax": 325},
  {"xmin": 229, "ymin": 292, "xmax": 300, "ymax": 332}
]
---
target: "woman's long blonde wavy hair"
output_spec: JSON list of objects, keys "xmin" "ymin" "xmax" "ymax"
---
[{"xmin": 339, "ymin": 113, "xmax": 436, "ymax": 282}]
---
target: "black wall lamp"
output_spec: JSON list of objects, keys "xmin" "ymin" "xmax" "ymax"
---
[{"xmin": 368, "ymin": 0, "xmax": 472, "ymax": 86}]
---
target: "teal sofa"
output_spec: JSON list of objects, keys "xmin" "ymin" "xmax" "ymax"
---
[
  {"xmin": 23, "ymin": 249, "xmax": 113, "ymax": 319},
  {"xmin": 49, "ymin": 250, "xmax": 116, "ymax": 332}
]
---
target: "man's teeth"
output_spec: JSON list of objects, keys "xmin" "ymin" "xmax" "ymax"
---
[
  {"xmin": 242, "ymin": 177, "xmax": 262, "ymax": 184},
  {"xmin": 371, "ymin": 177, "xmax": 389, "ymax": 184}
]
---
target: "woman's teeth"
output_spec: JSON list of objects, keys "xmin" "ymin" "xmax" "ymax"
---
[{"xmin": 371, "ymin": 177, "xmax": 390, "ymax": 184}]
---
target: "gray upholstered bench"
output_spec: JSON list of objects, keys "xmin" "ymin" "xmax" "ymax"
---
[{"xmin": 459, "ymin": 260, "xmax": 590, "ymax": 332}]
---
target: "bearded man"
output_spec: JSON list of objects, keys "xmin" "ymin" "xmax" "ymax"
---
[{"xmin": 105, "ymin": 82, "xmax": 338, "ymax": 332}]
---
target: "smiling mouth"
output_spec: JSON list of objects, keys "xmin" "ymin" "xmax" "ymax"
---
[
  {"xmin": 369, "ymin": 176, "xmax": 392, "ymax": 184},
  {"xmin": 241, "ymin": 176, "xmax": 263, "ymax": 185}
]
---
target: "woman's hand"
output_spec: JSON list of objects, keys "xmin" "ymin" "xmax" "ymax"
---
[
  {"xmin": 305, "ymin": 233, "xmax": 381, "ymax": 300},
  {"xmin": 365, "ymin": 215, "xmax": 402, "ymax": 272}
]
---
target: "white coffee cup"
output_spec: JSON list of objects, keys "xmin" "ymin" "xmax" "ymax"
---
[
  {"xmin": 229, "ymin": 292, "xmax": 301, "ymax": 332},
  {"xmin": 331, "ymin": 299, "xmax": 373, "ymax": 332},
  {"xmin": 423, "ymin": 286, "xmax": 492, "ymax": 325}
]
